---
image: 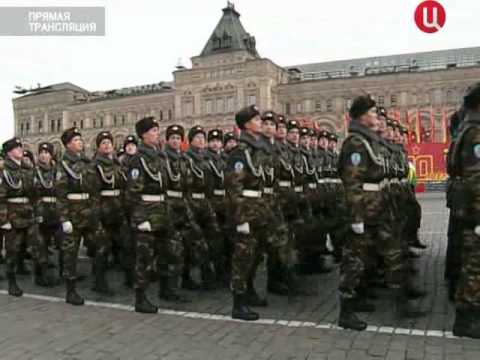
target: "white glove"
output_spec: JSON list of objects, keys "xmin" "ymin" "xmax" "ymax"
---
[
  {"xmin": 62, "ymin": 221, "xmax": 73, "ymax": 234},
  {"xmin": 236, "ymin": 222, "xmax": 250, "ymax": 235},
  {"xmin": 475, "ymin": 225, "xmax": 480, "ymax": 237},
  {"xmin": 138, "ymin": 221, "xmax": 152, "ymax": 232},
  {"xmin": 36, "ymin": 216, "xmax": 44, "ymax": 224},
  {"xmin": 1, "ymin": 222, "xmax": 12, "ymax": 231},
  {"xmin": 351, "ymin": 222, "xmax": 365, "ymax": 235}
]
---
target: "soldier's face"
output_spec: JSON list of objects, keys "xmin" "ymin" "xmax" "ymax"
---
[
  {"xmin": 190, "ymin": 133, "xmax": 206, "ymax": 149},
  {"xmin": 224, "ymin": 139, "xmax": 237, "ymax": 151},
  {"xmin": 168, "ymin": 134, "xmax": 182, "ymax": 150},
  {"xmin": 377, "ymin": 117, "xmax": 387, "ymax": 133},
  {"xmin": 328, "ymin": 140, "xmax": 337, "ymax": 151},
  {"xmin": 244, "ymin": 115, "xmax": 262, "ymax": 134},
  {"xmin": 360, "ymin": 107, "xmax": 379, "ymax": 131},
  {"xmin": 208, "ymin": 139, "xmax": 223, "ymax": 152},
  {"xmin": 386, "ymin": 126, "xmax": 395, "ymax": 141},
  {"xmin": 98, "ymin": 139, "xmax": 113, "ymax": 156},
  {"xmin": 310, "ymin": 137, "xmax": 318, "ymax": 149},
  {"xmin": 299, "ymin": 136, "xmax": 310, "ymax": 148},
  {"xmin": 125, "ymin": 143, "xmax": 137, "ymax": 155},
  {"xmin": 38, "ymin": 150, "xmax": 52, "ymax": 164},
  {"xmin": 276, "ymin": 124, "xmax": 287, "ymax": 140},
  {"xmin": 262, "ymin": 120, "xmax": 276, "ymax": 138},
  {"xmin": 142, "ymin": 127, "xmax": 160, "ymax": 147},
  {"xmin": 67, "ymin": 136, "xmax": 84, "ymax": 153},
  {"xmin": 318, "ymin": 137, "xmax": 329, "ymax": 149},
  {"xmin": 8, "ymin": 146, "xmax": 23, "ymax": 161},
  {"xmin": 287, "ymin": 129, "xmax": 300, "ymax": 144}
]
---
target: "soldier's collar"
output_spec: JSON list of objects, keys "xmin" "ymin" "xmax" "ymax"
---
[
  {"xmin": 64, "ymin": 149, "xmax": 82, "ymax": 163},
  {"xmin": 465, "ymin": 111, "xmax": 480, "ymax": 124},
  {"xmin": 38, "ymin": 160, "xmax": 53, "ymax": 171},
  {"xmin": 239, "ymin": 131, "xmax": 264, "ymax": 150},
  {"xmin": 138, "ymin": 143, "xmax": 159, "ymax": 159},
  {"xmin": 95, "ymin": 153, "xmax": 114, "ymax": 165},
  {"xmin": 349, "ymin": 121, "xmax": 381, "ymax": 143},
  {"xmin": 4, "ymin": 156, "xmax": 21, "ymax": 170}
]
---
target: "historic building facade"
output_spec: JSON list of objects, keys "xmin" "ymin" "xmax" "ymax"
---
[{"xmin": 12, "ymin": 3, "xmax": 480, "ymax": 156}]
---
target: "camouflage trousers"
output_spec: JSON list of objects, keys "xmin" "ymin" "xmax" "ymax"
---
[
  {"xmin": 37, "ymin": 223, "xmax": 63, "ymax": 265},
  {"xmin": 455, "ymin": 228, "xmax": 480, "ymax": 308},
  {"xmin": 4, "ymin": 225, "xmax": 35, "ymax": 274},
  {"xmin": 62, "ymin": 225, "xmax": 104, "ymax": 280},
  {"xmin": 134, "ymin": 228, "xmax": 183, "ymax": 290},
  {"xmin": 169, "ymin": 199, "xmax": 210, "ymax": 274},
  {"xmin": 339, "ymin": 221, "xmax": 404, "ymax": 299},
  {"xmin": 446, "ymin": 212, "xmax": 464, "ymax": 281}
]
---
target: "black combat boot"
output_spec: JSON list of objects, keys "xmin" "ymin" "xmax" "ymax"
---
[
  {"xmin": 453, "ymin": 307, "xmax": 469, "ymax": 337},
  {"xmin": 65, "ymin": 279, "xmax": 84, "ymax": 306},
  {"xmin": 338, "ymin": 298, "xmax": 367, "ymax": 331},
  {"xmin": 394, "ymin": 288, "xmax": 426, "ymax": 318},
  {"xmin": 7, "ymin": 272, "xmax": 23, "ymax": 297},
  {"xmin": 410, "ymin": 233, "xmax": 427, "ymax": 249},
  {"xmin": 92, "ymin": 255, "xmax": 114, "ymax": 296},
  {"xmin": 246, "ymin": 279, "xmax": 268, "ymax": 307},
  {"xmin": 405, "ymin": 281, "xmax": 427, "ymax": 300},
  {"xmin": 34, "ymin": 262, "xmax": 50, "ymax": 287},
  {"xmin": 266, "ymin": 259, "xmax": 289, "ymax": 296},
  {"xmin": 159, "ymin": 276, "xmax": 191, "ymax": 303},
  {"xmin": 135, "ymin": 289, "xmax": 158, "ymax": 314},
  {"xmin": 232, "ymin": 294, "xmax": 259, "ymax": 321}
]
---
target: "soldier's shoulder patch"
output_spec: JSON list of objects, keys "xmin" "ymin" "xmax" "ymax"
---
[
  {"xmin": 234, "ymin": 161, "xmax": 244, "ymax": 173},
  {"xmin": 130, "ymin": 168, "xmax": 140, "ymax": 180},
  {"xmin": 474, "ymin": 144, "xmax": 480, "ymax": 158},
  {"xmin": 350, "ymin": 152, "xmax": 362, "ymax": 166}
]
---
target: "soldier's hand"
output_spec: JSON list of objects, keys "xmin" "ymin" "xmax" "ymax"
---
[
  {"xmin": 138, "ymin": 221, "xmax": 152, "ymax": 232},
  {"xmin": 62, "ymin": 221, "xmax": 73, "ymax": 234},
  {"xmin": 351, "ymin": 222, "xmax": 365, "ymax": 235},
  {"xmin": 475, "ymin": 225, "xmax": 480, "ymax": 237},
  {"xmin": 1, "ymin": 222, "xmax": 12, "ymax": 231},
  {"xmin": 236, "ymin": 222, "xmax": 250, "ymax": 235}
]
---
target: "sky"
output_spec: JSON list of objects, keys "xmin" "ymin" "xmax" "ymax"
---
[{"xmin": 0, "ymin": 0, "xmax": 478, "ymax": 143}]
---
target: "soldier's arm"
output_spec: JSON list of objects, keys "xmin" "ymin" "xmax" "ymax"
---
[
  {"xmin": 224, "ymin": 147, "xmax": 248, "ymax": 225},
  {"xmin": 338, "ymin": 137, "xmax": 370, "ymax": 224},
  {"xmin": 0, "ymin": 173, "xmax": 8, "ymax": 225},
  {"xmin": 125, "ymin": 156, "xmax": 147, "ymax": 226},
  {"xmin": 55, "ymin": 162, "xmax": 70, "ymax": 224}
]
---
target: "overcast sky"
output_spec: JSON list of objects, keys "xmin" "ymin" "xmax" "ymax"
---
[{"xmin": 0, "ymin": 0, "xmax": 478, "ymax": 143}]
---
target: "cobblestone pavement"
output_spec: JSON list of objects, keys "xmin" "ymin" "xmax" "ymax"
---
[{"xmin": 1, "ymin": 192, "xmax": 479, "ymax": 360}]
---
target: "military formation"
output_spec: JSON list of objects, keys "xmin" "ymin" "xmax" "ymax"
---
[{"xmin": 0, "ymin": 95, "xmax": 432, "ymax": 333}]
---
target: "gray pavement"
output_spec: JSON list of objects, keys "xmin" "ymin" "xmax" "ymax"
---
[{"xmin": 0, "ymin": 192, "xmax": 478, "ymax": 359}]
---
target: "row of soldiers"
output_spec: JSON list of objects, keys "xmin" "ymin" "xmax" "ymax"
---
[
  {"xmin": 0, "ymin": 98, "xmax": 423, "ymax": 329},
  {"xmin": 445, "ymin": 82, "xmax": 480, "ymax": 339}
]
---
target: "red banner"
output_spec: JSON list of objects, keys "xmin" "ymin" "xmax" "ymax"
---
[{"xmin": 406, "ymin": 142, "xmax": 448, "ymax": 183}]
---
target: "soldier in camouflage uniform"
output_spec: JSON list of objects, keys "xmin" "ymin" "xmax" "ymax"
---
[
  {"xmin": 450, "ymin": 84, "xmax": 480, "ymax": 338},
  {"xmin": 206, "ymin": 129, "xmax": 230, "ymax": 286},
  {"xmin": 91, "ymin": 131, "xmax": 129, "ymax": 295},
  {"xmin": 163, "ymin": 125, "xmax": 213, "ymax": 291},
  {"xmin": 337, "ymin": 96, "xmax": 425, "ymax": 331},
  {"xmin": 34, "ymin": 142, "xmax": 62, "ymax": 287},
  {"xmin": 56, "ymin": 127, "xmax": 101, "ymax": 305},
  {"xmin": 127, "ymin": 117, "xmax": 186, "ymax": 313},
  {"xmin": 184, "ymin": 126, "xmax": 220, "ymax": 290},
  {"xmin": 225, "ymin": 105, "xmax": 271, "ymax": 321},
  {"xmin": 223, "ymin": 132, "xmax": 238, "ymax": 155},
  {"xmin": 0, "ymin": 138, "xmax": 36, "ymax": 297}
]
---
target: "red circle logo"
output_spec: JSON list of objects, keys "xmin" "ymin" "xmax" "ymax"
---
[{"xmin": 415, "ymin": 1, "xmax": 446, "ymax": 33}]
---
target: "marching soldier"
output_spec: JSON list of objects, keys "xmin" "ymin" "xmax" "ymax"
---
[
  {"xmin": 56, "ymin": 127, "xmax": 99, "ymax": 305},
  {"xmin": 223, "ymin": 132, "xmax": 238, "ymax": 155},
  {"xmin": 34, "ymin": 142, "xmax": 62, "ymax": 286},
  {"xmin": 92, "ymin": 131, "xmax": 128, "ymax": 295},
  {"xmin": 164, "ymin": 125, "xmax": 212, "ymax": 291},
  {"xmin": 338, "ymin": 96, "xmax": 425, "ymax": 331},
  {"xmin": 0, "ymin": 138, "xmax": 36, "ymax": 297},
  {"xmin": 225, "ymin": 105, "xmax": 269, "ymax": 321},
  {"xmin": 184, "ymin": 126, "xmax": 221, "ymax": 289},
  {"xmin": 206, "ymin": 129, "xmax": 230, "ymax": 285},
  {"xmin": 127, "ymin": 117, "xmax": 185, "ymax": 313},
  {"xmin": 450, "ymin": 84, "xmax": 480, "ymax": 338}
]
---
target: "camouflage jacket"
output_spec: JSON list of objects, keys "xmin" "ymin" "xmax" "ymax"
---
[
  {"xmin": 301, "ymin": 146, "xmax": 318, "ymax": 189},
  {"xmin": 225, "ymin": 132, "xmax": 269, "ymax": 226},
  {"xmin": 34, "ymin": 161, "xmax": 59, "ymax": 225},
  {"xmin": 273, "ymin": 140, "xmax": 295, "ymax": 190},
  {"xmin": 339, "ymin": 122, "xmax": 386, "ymax": 224},
  {"xmin": 287, "ymin": 141, "xmax": 306, "ymax": 191},
  {"xmin": 184, "ymin": 147, "xmax": 214, "ymax": 197},
  {"xmin": 260, "ymin": 135, "xmax": 276, "ymax": 191},
  {"xmin": 0, "ymin": 157, "xmax": 36, "ymax": 228},
  {"xmin": 450, "ymin": 111, "xmax": 480, "ymax": 226},
  {"xmin": 56, "ymin": 150, "xmax": 99, "ymax": 228},
  {"xmin": 206, "ymin": 149, "xmax": 226, "ymax": 195},
  {"xmin": 93, "ymin": 154, "xmax": 126, "ymax": 225},
  {"xmin": 126, "ymin": 144, "xmax": 170, "ymax": 231},
  {"xmin": 164, "ymin": 145, "xmax": 190, "ymax": 195}
]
